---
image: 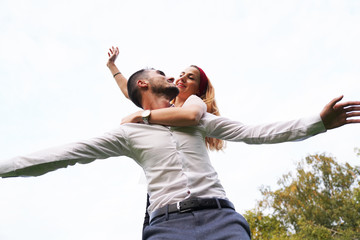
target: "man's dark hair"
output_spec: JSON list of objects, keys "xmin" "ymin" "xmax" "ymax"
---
[{"xmin": 127, "ymin": 68, "xmax": 154, "ymax": 108}]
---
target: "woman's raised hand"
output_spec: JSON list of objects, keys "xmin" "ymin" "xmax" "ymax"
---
[{"xmin": 107, "ymin": 46, "xmax": 119, "ymax": 67}]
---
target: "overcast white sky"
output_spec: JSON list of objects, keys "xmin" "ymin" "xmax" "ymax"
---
[{"xmin": 0, "ymin": 0, "xmax": 359, "ymax": 239}]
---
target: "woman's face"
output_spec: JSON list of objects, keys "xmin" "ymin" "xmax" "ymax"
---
[{"xmin": 175, "ymin": 66, "xmax": 201, "ymax": 98}]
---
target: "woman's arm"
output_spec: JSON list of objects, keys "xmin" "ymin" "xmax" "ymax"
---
[
  {"xmin": 122, "ymin": 105, "xmax": 205, "ymax": 126},
  {"xmin": 121, "ymin": 95, "xmax": 207, "ymax": 126},
  {"xmin": 107, "ymin": 46, "xmax": 129, "ymax": 99}
]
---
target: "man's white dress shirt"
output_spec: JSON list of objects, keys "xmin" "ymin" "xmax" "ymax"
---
[{"xmin": 0, "ymin": 96, "xmax": 326, "ymax": 214}]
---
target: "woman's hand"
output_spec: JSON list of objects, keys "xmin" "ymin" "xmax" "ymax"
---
[
  {"xmin": 106, "ymin": 46, "xmax": 129, "ymax": 99},
  {"xmin": 121, "ymin": 111, "xmax": 143, "ymax": 124},
  {"xmin": 107, "ymin": 46, "xmax": 119, "ymax": 67}
]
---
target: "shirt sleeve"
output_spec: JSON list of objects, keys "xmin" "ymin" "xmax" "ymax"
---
[
  {"xmin": 182, "ymin": 95, "xmax": 207, "ymax": 114},
  {"xmin": 0, "ymin": 128, "xmax": 131, "ymax": 178},
  {"xmin": 202, "ymin": 113, "xmax": 327, "ymax": 144}
]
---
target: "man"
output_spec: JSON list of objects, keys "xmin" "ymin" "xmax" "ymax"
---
[{"xmin": 1, "ymin": 68, "xmax": 359, "ymax": 239}]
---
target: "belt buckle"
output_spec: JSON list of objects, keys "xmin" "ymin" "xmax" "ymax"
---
[
  {"xmin": 176, "ymin": 201, "xmax": 191, "ymax": 213},
  {"xmin": 177, "ymin": 199, "xmax": 199, "ymax": 213}
]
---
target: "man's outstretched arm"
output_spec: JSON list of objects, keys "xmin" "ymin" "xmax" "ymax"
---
[
  {"xmin": 203, "ymin": 95, "xmax": 360, "ymax": 144},
  {"xmin": 0, "ymin": 128, "xmax": 131, "ymax": 178}
]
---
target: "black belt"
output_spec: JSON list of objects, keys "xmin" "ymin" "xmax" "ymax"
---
[{"xmin": 150, "ymin": 198, "xmax": 235, "ymax": 222}]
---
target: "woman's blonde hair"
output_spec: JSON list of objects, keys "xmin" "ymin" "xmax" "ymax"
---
[
  {"xmin": 198, "ymin": 76, "xmax": 226, "ymax": 151},
  {"xmin": 191, "ymin": 65, "xmax": 225, "ymax": 151}
]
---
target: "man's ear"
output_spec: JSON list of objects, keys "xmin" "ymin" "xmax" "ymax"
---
[{"xmin": 137, "ymin": 79, "xmax": 149, "ymax": 89}]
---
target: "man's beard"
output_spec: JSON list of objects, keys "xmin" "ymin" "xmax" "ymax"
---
[{"xmin": 152, "ymin": 85, "xmax": 179, "ymax": 102}]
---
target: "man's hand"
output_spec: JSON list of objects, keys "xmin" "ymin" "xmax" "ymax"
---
[{"xmin": 320, "ymin": 95, "xmax": 360, "ymax": 130}]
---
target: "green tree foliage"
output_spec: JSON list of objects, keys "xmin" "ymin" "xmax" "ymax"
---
[{"xmin": 245, "ymin": 154, "xmax": 360, "ymax": 240}]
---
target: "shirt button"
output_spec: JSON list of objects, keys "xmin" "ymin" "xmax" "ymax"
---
[{"xmin": 187, "ymin": 190, "xmax": 191, "ymax": 194}]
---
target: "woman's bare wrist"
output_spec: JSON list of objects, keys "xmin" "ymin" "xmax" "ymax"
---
[{"xmin": 107, "ymin": 61, "xmax": 116, "ymax": 68}]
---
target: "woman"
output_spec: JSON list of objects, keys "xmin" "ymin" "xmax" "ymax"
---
[{"xmin": 107, "ymin": 46, "xmax": 225, "ymax": 151}]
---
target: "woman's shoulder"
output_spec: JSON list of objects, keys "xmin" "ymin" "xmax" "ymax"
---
[
  {"xmin": 183, "ymin": 94, "xmax": 203, "ymax": 105},
  {"xmin": 183, "ymin": 95, "xmax": 207, "ymax": 111}
]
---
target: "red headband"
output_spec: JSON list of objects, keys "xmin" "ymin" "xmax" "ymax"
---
[{"xmin": 194, "ymin": 66, "xmax": 209, "ymax": 97}]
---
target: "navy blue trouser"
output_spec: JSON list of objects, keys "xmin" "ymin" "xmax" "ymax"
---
[{"xmin": 143, "ymin": 205, "xmax": 251, "ymax": 240}]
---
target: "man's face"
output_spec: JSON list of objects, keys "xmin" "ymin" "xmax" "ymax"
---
[{"xmin": 148, "ymin": 70, "xmax": 179, "ymax": 100}]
